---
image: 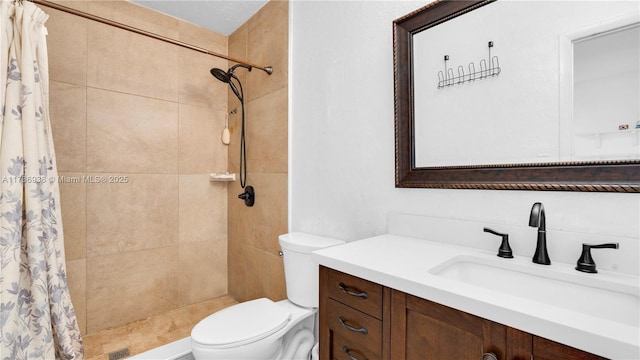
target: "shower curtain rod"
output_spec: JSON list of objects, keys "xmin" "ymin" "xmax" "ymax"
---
[{"xmin": 31, "ymin": 0, "xmax": 274, "ymax": 75}]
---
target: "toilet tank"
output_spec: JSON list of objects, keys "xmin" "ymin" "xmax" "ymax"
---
[{"xmin": 279, "ymin": 233, "xmax": 345, "ymax": 308}]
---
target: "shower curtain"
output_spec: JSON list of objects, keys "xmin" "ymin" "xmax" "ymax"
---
[{"xmin": 0, "ymin": 1, "xmax": 83, "ymax": 359}]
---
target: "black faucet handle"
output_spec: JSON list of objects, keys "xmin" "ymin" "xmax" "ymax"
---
[
  {"xmin": 483, "ymin": 227, "xmax": 513, "ymax": 258},
  {"xmin": 575, "ymin": 243, "xmax": 619, "ymax": 273}
]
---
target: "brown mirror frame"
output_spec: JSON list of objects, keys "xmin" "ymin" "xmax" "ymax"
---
[{"xmin": 393, "ymin": 0, "xmax": 640, "ymax": 192}]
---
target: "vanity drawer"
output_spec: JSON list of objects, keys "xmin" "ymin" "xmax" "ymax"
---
[
  {"xmin": 326, "ymin": 298, "xmax": 382, "ymax": 355},
  {"xmin": 332, "ymin": 333, "xmax": 381, "ymax": 360},
  {"xmin": 324, "ymin": 267, "xmax": 383, "ymax": 319}
]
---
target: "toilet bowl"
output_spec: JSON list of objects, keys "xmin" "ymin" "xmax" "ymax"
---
[
  {"xmin": 191, "ymin": 298, "xmax": 314, "ymax": 359},
  {"xmin": 191, "ymin": 233, "xmax": 345, "ymax": 360}
]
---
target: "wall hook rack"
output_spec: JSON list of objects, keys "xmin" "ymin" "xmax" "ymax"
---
[{"xmin": 437, "ymin": 41, "xmax": 501, "ymax": 89}]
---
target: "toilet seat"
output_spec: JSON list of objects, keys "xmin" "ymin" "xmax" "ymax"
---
[{"xmin": 191, "ymin": 298, "xmax": 291, "ymax": 349}]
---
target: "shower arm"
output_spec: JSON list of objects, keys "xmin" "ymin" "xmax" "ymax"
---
[{"xmin": 31, "ymin": 0, "xmax": 274, "ymax": 76}]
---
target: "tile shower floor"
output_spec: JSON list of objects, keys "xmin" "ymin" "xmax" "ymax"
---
[{"xmin": 83, "ymin": 295, "xmax": 238, "ymax": 360}]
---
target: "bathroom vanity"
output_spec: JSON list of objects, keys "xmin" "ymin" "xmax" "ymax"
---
[
  {"xmin": 313, "ymin": 232, "xmax": 639, "ymax": 360},
  {"xmin": 319, "ymin": 266, "xmax": 605, "ymax": 360}
]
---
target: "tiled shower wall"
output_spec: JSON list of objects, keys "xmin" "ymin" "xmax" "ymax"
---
[
  {"xmin": 227, "ymin": 1, "xmax": 289, "ymax": 302},
  {"xmin": 46, "ymin": 0, "xmax": 230, "ymax": 334}
]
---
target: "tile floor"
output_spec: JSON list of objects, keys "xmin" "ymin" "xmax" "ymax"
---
[{"xmin": 83, "ymin": 295, "xmax": 238, "ymax": 360}]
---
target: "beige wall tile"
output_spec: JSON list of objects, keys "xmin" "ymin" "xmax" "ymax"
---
[
  {"xmin": 246, "ymin": 87, "xmax": 288, "ymax": 173},
  {"xmin": 229, "ymin": 22, "xmax": 248, "ymax": 60},
  {"xmin": 87, "ymin": 1, "xmax": 179, "ymax": 41},
  {"xmin": 179, "ymin": 174, "xmax": 226, "ymax": 244},
  {"xmin": 46, "ymin": 7, "xmax": 87, "ymax": 86},
  {"xmin": 227, "ymin": 239, "xmax": 246, "ymax": 301},
  {"xmin": 59, "ymin": 172, "xmax": 86, "ymax": 260},
  {"xmin": 179, "ymin": 49, "xmax": 228, "ymax": 108},
  {"xmin": 246, "ymin": 245, "xmax": 268, "ymax": 301},
  {"xmin": 178, "ymin": 241, "xmax": 227, "ymax": 306},
  {"xmin": 86, "ymin": 174, "xmax": 178, "ymax": 257},
  {"xmin": 47, "ymin": 1, "xmax": 88, "ymax": 13},
  {"xmin": 66, "ymin": 259, "xmax": 87, "ymax": 335},
  {"xmin": 178, "ymin": 104, "xmax": 226, "ymax": 173},
  {"xmin": 50, "ymin": 82, "xmax": 86, "ymax": 172},
  {"xmin": 227, "ymin": 178, "xmax": 251, "ymax": 246},
  {"xmin": 178, "ymin": 20, "xmax": 227, "ymax": 56},
  {"xmin": 262, "ymin": 251, "xmax": 287, "ymax": 302},
  {"xmin": 228, "ymin": 228, "xmax": 284, "ymax": 303},
  {"xmin": 237, "ymin": 245, "xmax": 286, "ymax": 303},
  {"xmin": 227, "ymin": 21, "xmax": 248, "ymax": 113},
  {"xmin": 240, "ymin": 244, "xmax": 266, "ymax": 302},
  {"xmin": 86, "ymin": 246, "xmax": 179, "ymax": 333},
  {"xmin": 227, "ymin": 0, "xmax": 288, "ymax": 301},
  {"xmin": 86, "ymin": 88, "xmax": 178, "ymax": 173},
  {"xmin": 250, "ymin": 172, "xmax": 288, "ymax": 253},
  {"xmin": 225, "ymin": 24, "xmax": 249, "ymax": 176},
  {"xmin": 246, "ymin": 0, "xmax": 288, "ymax": 101},
  {"xmin": 87, "ymin": 21, "xmax": 179, "ymax": 101},
  {"xmin": 227, "ymin": 173, "xmax": 287, "ymax": 254},
  {"xmin": 226, "ymin": 105, "xmax": 242, "ymax": 174}
]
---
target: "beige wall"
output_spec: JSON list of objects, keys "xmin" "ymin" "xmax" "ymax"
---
[
  {"xmin": 227, "ymin": 0, "xmax": 289, "ymax": 302},
  {"xmin": 47, "ymin": 1, "xmax": 230, "ymax": 334}
]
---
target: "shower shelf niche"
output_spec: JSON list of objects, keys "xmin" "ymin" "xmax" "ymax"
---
[{"xmin": 210, "ymin": 173, "xmax": 236, "ymax": 182}]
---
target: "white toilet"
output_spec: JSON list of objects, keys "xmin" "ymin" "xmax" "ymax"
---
[{"xmin": 191, "ymin": 232, "xmax": 345, "ymax": 360}]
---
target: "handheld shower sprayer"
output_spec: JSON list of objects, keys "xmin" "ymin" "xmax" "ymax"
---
[{"xmin": 210, "ymin": 63, "xmax": 254, "ymax": 206}]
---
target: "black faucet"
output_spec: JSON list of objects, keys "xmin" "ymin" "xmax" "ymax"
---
[{"xmin": 529, "ymin": 202, "xmax": 551, "ymax": 265}]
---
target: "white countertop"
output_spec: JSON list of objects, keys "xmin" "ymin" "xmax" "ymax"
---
[{"xmin": 312, "ymin": 234, "xmax": 640, "ymax": 359}]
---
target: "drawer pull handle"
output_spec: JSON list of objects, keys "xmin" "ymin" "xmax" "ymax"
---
[
  {"xmin": 338, "ymin": 283, "xmax": 368, "ymax": 299},
  {"xmin": 338, "ymin": 316, "xmax": 368, "ymax": 334},
  {"xmin": 482, "ymin": 353, "xmax": 498, "ymax": 360},
  {"xmin": 342, "ymin": 346, "xmax": 366, "ymax": 360}
]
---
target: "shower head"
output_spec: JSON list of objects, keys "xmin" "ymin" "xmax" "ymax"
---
[
  {"xmin": 210, "ymin": 64, "xmax": 252, "ymax": 101},
  {"xmin": 210, "ymin": 64, "xmax": 252, "ymax": 82},
  {"xmin": 210, "ymin": 68, "xmax": 230, "ymax": 83}
]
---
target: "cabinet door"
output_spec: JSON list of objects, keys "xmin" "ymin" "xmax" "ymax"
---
[
  {"xmin": 390, "ymin": 290, "xmax": 507, "ymax": 360},
  {"xmin": 533, "ymin": 336, "xmax": 608, "ymax": 360}
]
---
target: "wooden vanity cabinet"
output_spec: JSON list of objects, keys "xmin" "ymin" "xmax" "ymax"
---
[
  {"xmin": 319, "ymin": 266, "xmax": 607, "ymax": 360},
  {"xmin": 319, "ymin": 266, "xmax": 392, "ymax": 360},
  {"xmin": 532, "ymin": 337, "xmax": 608, "ymax": 360}
]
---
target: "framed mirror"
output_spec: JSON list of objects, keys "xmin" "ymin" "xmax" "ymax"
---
[{"xmin": 393, "ymin": 0, "xmax": 640, "ymax": 192}]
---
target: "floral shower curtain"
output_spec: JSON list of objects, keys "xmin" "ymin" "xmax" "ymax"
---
[{"xmin": 0, "ymin": 1, "xmax": 83, "ymax": 359}]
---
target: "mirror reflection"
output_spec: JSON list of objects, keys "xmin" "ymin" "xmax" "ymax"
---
[
  {"xmin": 572, "ymin": 24, "xmax": 639, "ymax": 161},
  {"xmin": 412, "ymin": 1, "xmax": 639, "ymax": 168}
]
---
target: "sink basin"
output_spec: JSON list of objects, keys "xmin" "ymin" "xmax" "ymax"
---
[{"xmin": 429, "ymin": 255, "xmax": 639, "ymax": 327}]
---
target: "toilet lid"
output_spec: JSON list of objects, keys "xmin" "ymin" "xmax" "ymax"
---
[{"xmin": 191, "ymin": 298, "xmax": 291, "ymax": 348}]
